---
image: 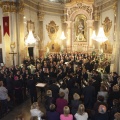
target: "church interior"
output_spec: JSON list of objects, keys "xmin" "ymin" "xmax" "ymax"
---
[
  {"xmin": 0, "ymin": 0, "xmax": 119, "ymax": 72},
  {"xmin": 0, "ymin": 0, "xmax": 120, "ymax": 120}
]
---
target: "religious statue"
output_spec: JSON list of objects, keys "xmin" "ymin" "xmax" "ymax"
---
[{"xmin": 75, "ymin": 19, "xmax": 86, "ymax": 41}]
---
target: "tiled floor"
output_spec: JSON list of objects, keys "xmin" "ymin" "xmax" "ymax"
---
[{"xmin": 1, "ymin": 96, "xmax": 46, "ymax": 120}]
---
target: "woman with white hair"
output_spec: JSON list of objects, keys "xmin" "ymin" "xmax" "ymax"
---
[{"xmin": 74, "ymin": 104, "xmax": 88, "ymax": 120}]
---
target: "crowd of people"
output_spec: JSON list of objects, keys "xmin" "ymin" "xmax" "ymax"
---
[{"xmin": 0, "ymin": 52, "xmax": 120, "ymax": 120}]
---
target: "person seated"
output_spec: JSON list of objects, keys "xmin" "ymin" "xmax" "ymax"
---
[
  {"xmin": 60, "ymin": 106, "xmax": 73, "ymax": 120},
  {"xmin": 74, "ymin": 104, "xmax": 88, "ymax": 120},
  {"xmin": 30, "ymin": 102, "xmax": 44, "ymax": 118},
  {"xmin": 71, "ymin": 93, "xmax": 82, "ymax": 115},
  {"xmin": 46, "ymin": 104, "xmax": 60, "ymax": 120}
]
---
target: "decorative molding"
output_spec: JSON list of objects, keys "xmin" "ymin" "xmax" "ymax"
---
[
  {"xmin": 102, "ymin": 17, "xmax": 112, "ymax": 36},
  {"xmin": 100, "ymin": 41, "xmax": 113, "ymax": 54},
  {"xmin": 27, "ymin": 20, "xmax": 35, "ymax": 33},
  {"xmin": 1, "ymin": 1, "xmax": 24, "ymax": 13},
  {"xmin": 66, "ymin": 3, "xmax": 93, "ymax": 21},
  {"xmin": 46, "ymin": 21, "xmax": 59, "ymax": 41},
  {"xmin": 66, "ymin": 0, "xmax": 94, "ymax": 6},
  {"xmin": 38, "ymin": 12, "xmax": 44, "ymax": 21}
]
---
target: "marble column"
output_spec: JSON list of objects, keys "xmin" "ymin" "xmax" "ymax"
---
[
  {"xmin": 86, "ymin": 20, "xmax": 94, "ymax": 47},
  {"xmin": 38, "ymin": 12, "xmax": 44, "ymax": 57},
  {"xmin": 1, "ymin": 1, "xmax": 24, "ymax": 66},
  {"xmin": 18, "ymin": 12, "xmax": 25, "ymax": 64},
  {"xmin": 65, "ymin": 21, "xmax": 72, "ymax": 52},
  {"xmin": 112, "ymin": 0, "xmax": 120, "ymax": 74}
]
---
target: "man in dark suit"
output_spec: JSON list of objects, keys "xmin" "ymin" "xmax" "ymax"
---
[
  {"xmin": 48, "ymin": 81, "xmax": 59, "ymax": 102},
  {"xmin": 82, "ymin": 80, "xmax": 95, "ymax": 109},
  {"xmin": 27, "ymin": 75, "xmax": 37, "ymax": 104}
]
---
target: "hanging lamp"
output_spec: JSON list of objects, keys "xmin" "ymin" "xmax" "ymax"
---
[
  {"xmin": 60, "ymin": 31, "xmax": 66, "ymax": 40},
  {"xmin": 24, "ymin": 6, "xmax": 39, "ymax": 46},
  {"xmin": 94, "ymin": 3, "xmax": 108, "ymax": 43}
]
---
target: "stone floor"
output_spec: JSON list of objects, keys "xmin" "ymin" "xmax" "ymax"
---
[{"xmin": 1, "ymin": 94, "xmax": 46, "ymax": 120}]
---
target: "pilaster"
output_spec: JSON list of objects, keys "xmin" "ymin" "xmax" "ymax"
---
[
  {"xmin": 65, "ymin": 21, "xmax": 72, "ymax": 52},
  {"xmin": 38, "ymin": 10, "xmax": 44, "ymax": 57},
  {"xmin": 86, "ymin": 20, "xmax": 94, "ymax": 47}
]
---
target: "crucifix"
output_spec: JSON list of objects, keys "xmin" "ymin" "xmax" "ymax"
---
[
  {"xmin": 9, "ymin": 42, "xmax": 17, "ymax": 66},
  {"xmin": 9, "ymin": 52, "xmax": 17, "ymax": 66}
]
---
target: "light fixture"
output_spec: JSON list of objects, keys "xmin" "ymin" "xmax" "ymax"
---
[
  {"xmin": 25, "ymin": 30, "xmax": 37, "ymax": 45},
  {"xmin": 60, "ymin": 31, "xmax": 66, "ymax": 40},
  {"xmin": 94, "ymin": 3, "xmax": 108, "ymax": 43},
  {"xmin": 91, "ymin": 30, "xmax": 97, "ymax": 40},
  {"xmin": 94, "ymin": 27, "xmax": 108, "ymax": 43},
  {"xmin": 24, "ymin": 5, "xmax": 40, "ymax": 46}
]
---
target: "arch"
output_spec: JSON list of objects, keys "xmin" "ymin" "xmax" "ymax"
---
[{"xmin": 70, "ymin": 9, "xmax": 91, "ymax": 21}]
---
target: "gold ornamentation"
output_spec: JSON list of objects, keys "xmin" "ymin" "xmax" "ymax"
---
[
  {"xmin": 1, "ymin": 1, "xmax": 24, "ymax": 13},
  {"xmin": 46, "ymin": 21, "xmax": 60, "ymax": 52},
  {"xmin": 69, "ymin": 3, "xmax": 92, "ymax": 16},
  {"xmin": 46, "ymin": 21, "xmax": 59, "ymax": 41},
  {"xmin": 100, "ymin": 41, "xmax": 113, "ymax": 54},
  {"xmin": 38, "ymin": 12, "xmax": 44, "ymax": 21},
  {"xmin": 102, "ymin": 17, "xmax": 112, "ymax": 36},
  {"xmin": 27, "ymin": 20, "xmax": 35, "ymax": 33},
  {"xmin": 45, "ymin": 41, "xmax": 60, "ymax": 53},
  {"xmin": 74, "ymin": 14, "xmax": 87, "ymax": 42}
]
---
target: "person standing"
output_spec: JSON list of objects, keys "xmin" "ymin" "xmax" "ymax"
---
[
  {"xmin": 27, "ymin": 75, "xmax": 37, "ymax": 104},
  {"xmin": 0, "ymin": 81, "xmax": 8, "ymax": 115}
]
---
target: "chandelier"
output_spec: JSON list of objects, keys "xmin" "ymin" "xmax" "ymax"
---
[
  {"xmin": 94, "ymin": 27, "xmax": 108, "ymax": 43},
  {"xmin": 25, "ymin": 30, "xmax": 37, "ymax": 45},
  {"xmin": 24, "ymin": 6, "xmax": 39, "ymax": 46},
  {"xmin": 60, "ymin": 31, "xmax": 66, "ymax": 40},
  {"xmin": 93, "ymin": 3, "xmax": 108, "ymax": 43},
  {"xmin": 91, "ymin": 30, "xmax": 96, "ymax": 40}
]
